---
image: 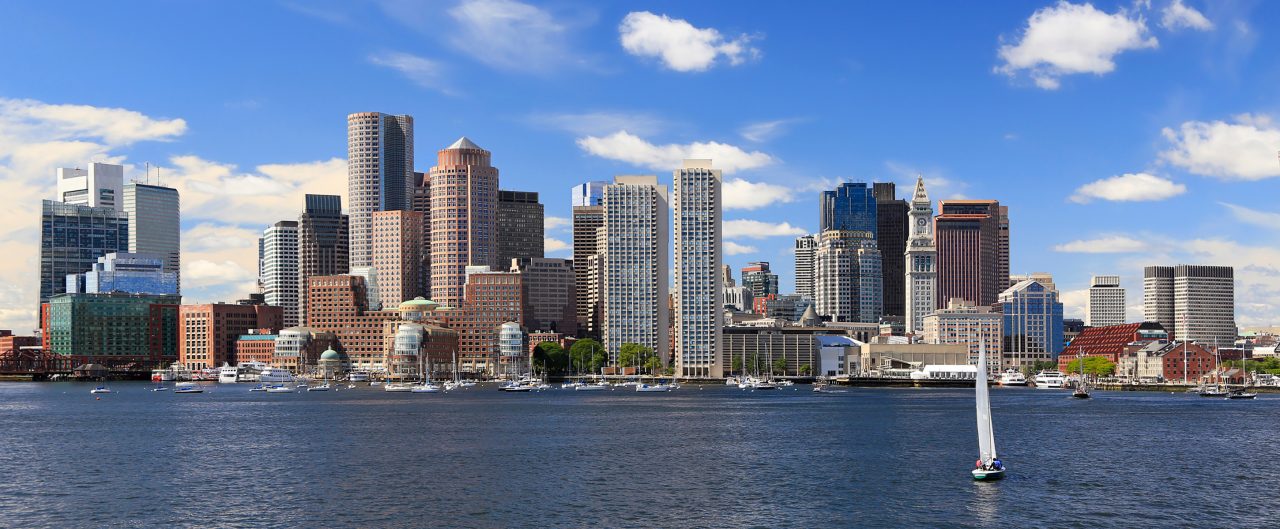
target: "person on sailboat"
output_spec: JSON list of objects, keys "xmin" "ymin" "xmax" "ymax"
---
[
  {"xmin": 992, "ymin": 458, "xmax": 1002, "ymax": 471},
  {"xmin": 975, "ymin": 459, "xmax": 983, "ymax": 470}
]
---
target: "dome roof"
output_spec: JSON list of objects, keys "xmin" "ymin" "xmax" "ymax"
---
[
  {"xmin": 319, "ymin": 348, "xmax": 340, "ymax": 361},
  {"xmin": 398, "ymin": 297, "xmax": 438, "ymax": 310}
]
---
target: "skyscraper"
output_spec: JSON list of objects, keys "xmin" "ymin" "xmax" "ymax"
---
[
  {"xmin": 601, "ymin": 175, "xmax": 669, "ymax": 366},
  {"xmin": 124, "ymin": 183, "xmax": 180, "ymax": 293},
  {"xmin": 512, "ymin": 257, "xmax": 577, "ymax": 335},
  {"xmin": 794, "ymin": 234, "xmax": 818, "ymax": 299},
  {"xmin": 813, "ymin": 230, "xmax": 882, "ymax": 323},
  {"xmin": 372, "ymin": 210, "xmax": 425, "ymax": 309},
  {"xmin": 497, "ymin": 190, "xmax": 544, "ymax": 265},
  {"xmin": 297, "ymin": 194, "xmax": 349, "ymax": 325},
  {"xmin": 935, "ymin": 200, "xmax": 1002, "ymax": 308},
  {"xmin": 571, "ymin": 181, "xmax": 608, "ymax": 207},
  {"xmin": 1143, "ymin": 265, "xmax": 1236, "ymax": 344},
  {"xmin": 429, "ymin": 137, "xmax": 499, "ymax": 307},
  {"xmin": 56, "ymin": 162, "xmax": 123, "ymax": 211},
  {"xmin": 410, "ymin": 172, "xmax": 431, "ymax": 298},
  {"xmin": 261, "ymin": 221, "xmax": 300, "ymax": 327},
  {"xmin": 347, "ymin": 112, "xmax": 414, "ymax": 270},
  {"xmin": 1087, "ymin": 275, "xmax": 1126, "ymax": 327},
  {"xmin": 39, "ymin": 200, "xmax": 129, "ymax": 307},
  {"xmin": 572, "ymin": 203, "xmax": 604, "ymax": 336},
  {"xmin": 874, "ymin": 182, "xmax": 908, "ymax": 317},
  {"xmin": 998, "ymin": 205, "xmax": 1010, "ymax": 290},
  {"xmin": 820, "ymin": 182, "xmax": 878, "ymax": 235},
  {"xmin": 904, "ymin": 176, "xmax": 937, "ymax": 334},
  {"xmin": 1000, "ymin": 279, "xmax": 1064, "ymax": 367},
  {"xmin": 673, "ymin": 160, "xmax": 722, "ymax": 378},
  {"xmin": 741, "ymin": 262, "xmax": 779, "ymax": 298}
]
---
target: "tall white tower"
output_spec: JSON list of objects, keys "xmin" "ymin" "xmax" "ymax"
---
[
  {"xmin": 904, "ymin": 175, "xmax": 937, "ymax": 334},
  {"xmin": 673, "ymin": 159, "xmax": 722, "ymax": 379},
  {"xmin": 261, "ymin": 221, "xmax": 300, "ymax": 327},
  {"xmin": 1086, "ymin": 275, "xmax": 1126, "ymax": 327},
  {"xmin": 601, "ymin": 175, "xmax": 669, "ymax": 368}
]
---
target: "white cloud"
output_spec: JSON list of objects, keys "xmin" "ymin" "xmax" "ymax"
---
[
  {"xmin": 368, "ymin": 51, "xmax": 451, "ymax": 93},
  {"xmin": 723, "ymin": 178, "xmax": 794, "ymax": 210},
  {"xmin": 544, "ymin": 237, "xmax": 570, "ymax": 254},
  {"xmin": 1070, "ymin": 172, "xmax": 1186, "ymax": 203},
  {"xmin": 1219, "ymin": 202, "xmax": 1280, "ymax": 229},
  {"xmin": 544, "ymin": 216, "xmax": 570, "ymax": 231},
  {"xmin": 739, "ymin": 119, "xmax": 798, "ymax": 143},
  {"xmin": 1053, "ymin": 235, "xmax": 1150, "ymax": 253},
  {"xmin": 0, "ymin": 97, "xmax": 186, "ymax": 147},
  {"xmin": 724, "ymin": 241, "xmax": 759, "ymax": 256},
  {"xmin": 996, "ymin": 1, "xmax": 1158, "ymax": 89},
  {"xmin": 1058, "ymin": 288, "xmax": 1089, "ymax": 320},
  {"xmin": 1160, "ymin": 114, "xmax": 1280, "ymax": 180},
  {"xmin": 884, "ymin": 161, "xmax": 969, "ymax": 200},
  {"xmin": 1161, "ymin": 0, "xmax": 1213, "ymax": 31},
  {"xmin": 447, "ymin": 0, "xmax": 578, "ymax": 72},
  {"xmin": 165, "ymin": 156, "xmax": 348, "ymax": 225},
  {"xmin": 527, "ymin": 111, "xmax": 666, "ymax": 137},
  {"xmin": 576, "ymin": 130, "xmax": 774, "ymax": 174},
  {"xmin": 723, "ymin": 220, "xmax": 807, "ymax": 240},
  {"xmin": 619, "ymin": 11, "xmax": 759, "ymax": 72}
]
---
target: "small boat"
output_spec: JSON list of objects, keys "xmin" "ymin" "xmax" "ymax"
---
[
  {"xmin": 411, "ymin": 382, "xmax": 441, "ymax": 393},
  {"xmin": 346, "ymin": 384, "xmax": 357, "ymax": 389},
  {"xmin": 307, "ymin": 383, "xmax": 331, "ymax": 392},
  {"xmin": 383, "ymin": 383, "xmax": 415, "ymax": 392},
  {"xmin": 348, "ymin": 371, "xmax": 371, "ymax": 383},
  {"xmin": 150, "ymin": 386, "xmax": 169, "ymax": 392},
  {"xmin": 971, "ymin": 338, "xmax": 1006, "ymax": 481},
  {"xmin": 1198, "ymin": 385, "xmax": 1229, "ymax": 398},
  {"xmin": 1226, "ymin": 389, "xmax": 1257, "ymax": 400},
  {"xmin": 174, "ymin": 382, "xmax": 204, "ymax": 394},
  {"xmin": 265, "ymin": 385, "xmax": 295, "ymax": 393},
  {"xmin": 1071, "ymin": 353, "xmax": 1091, "ymax": 399},
  {"xmin": 90, "ymin": 386, "xmax": 112, "ymax": 394},
  {"xmin": 1033, "ymin": 371, "xmax": 1066, "ymax": 389},
  {"xmin": 456, "ymin": 380, "xmax": 478, "ymax": 388},
  {"xmin": 151, "ymin": 369, "xmax": 175, "ymax": 382},
  {"xmin": 249, "ymin": 384, "xmax": 267, "ymax": 392},
  {"xmin": 998, "ymin": 369, "xmax": 1027, "ymax": 386},
  {"xmin": 776, "ymin": 379, "xmax": 795, "ymax": 387},
  {"xmin": 500, "ymin": 382, "xmax": 534, "ymax": 392},
  {"xmin": 575, "ymin": 383, "xmax": 609, "ymax": 391},
  {"xmin": 636, "ymin": 383, "xmax": 672, "ymax": 392},
  {"xmin": 561, "ymin": 381, "xmax": 583, "ymax": 389}
]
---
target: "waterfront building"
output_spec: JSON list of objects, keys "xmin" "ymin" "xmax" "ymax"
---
[
  {"xmin": 371, "ymin": 210, "xmax": 425, "ymax": 308},
  {"xmin": 1087, "ymin": 275, "xmax": 1126, "ymax": 327},
  {"xmin": 1118, "ymin": 341, "xmax": 1217, "ymax": 383},
  {"xmin": 56, "ymin": 162, "xmax": 123, "ymax": 211},
  {"xmin": 298, "ymin": 194, "xmax": 349, "ymax": 325},
  {"xmin": 178, "ymin": 303, "xmax": 284, "ymax": 369},
  {"xmin": 1057, "ymin": 322, "xmax": 1167, "ymax": 372},
  {"xmin": 39, "ymin": 200, "xmax": 129, "ymax": 306},
  {"xmin": 820, "ymin": 182, "xmax": 877, "ymax": 235},
  {"xmin": 601, "ymin": 175, "xmax": 669, "ymax": 367},
  {"xmin": 813, "ymin": 229, "xmax": 882, "ymax": 323},
  {"xmin": 123, "ymin": 183, "xmax": 180, "ymax": 292},
  {"xmin": 673, "ymin": 160, "xmax": 722, "ymax": 378},
  {"xmin": 430, "ymin": 137, "xmax": 499, "ymax": 307},
  {"xmin": 572, "ymin": 204, "xmax": 604, "ymax": 336},
  {"xmin": 45, "ymin": 292, "xmax": 180, "ymax": 369},
  {"xmin": 511, "ymin": 258, "xmax": 577, "ymax": 335},
  {"xmin": 874, "ymin": 182, "xmax": 908, "ymax": 318},
  {"xmin": 794, "ymin": 234, "xmax": 818, "ymax": 300},
  {"xmin": 999, "ymin": 280, "xmax": 1065, "ymax": 367},
  {"xmin": 0, "ymin": 330, "xmax": 40, "ymax": 355},
  {"xmin": 571, "ymin": 181, "xmax": 608, "ymax": 207},
  {"xmin": 272, "ymin": 327, "xmax": 338, "ymax": 374},
  {"xmin": 724, "ymin": 285, "xmax": 753, "ymax": 312},
  {"xmin": 454, "ymin": 269, "xmax": 526, "ymax": 375},
  {"xmin": 859, "ymin": 342, "xmax": 970, "ymax": 377},
  {"xmin": 922, "ymin": 298, "xmax": 1003, "ymax": 372},
  {"xmin": 935, "ymin": 200, "xmax": 1003, "ymax": 308},
  {"xmin": 260, "ymin": 221, "xmax": 300, "ymax": 327},
  {"xmin": 66, "ymin": 252, "xmax": 178, "ymax": 296},
  {"xmin": 816, "ymin": 335, "xmax": 860, "ymax": 377},
  {"xmin": 904, "ymin": 176, "xmax": 936, "ymax": 334},
  {"xmin": 498, "ymin": 321, "xmax": 526, "ymax": 379},
  {"xmin": 497, "ymin": 190, "xmax": 544, "ymax": 265},
  {"xmin": 347, "ymin": 112, "xmax": 414, "ymax": 270},
  {"xmin": 383, "ymin": 298, "xmax": 458, "ymax": 381},
  {"xmin": 722, "ymin": 326, "xmax": 850, "ymax": 378},
  {"xmin": 304, "ymin": 275, "xmax": 401, "ymax": 372},
  {"xmin": 234, "ymin": 329, "xmax": 278, "ymax": 365},
  {"xmin": 741, "ymin": 262, "xmax": 779, "ymax": 298},
  {"xmin": 1143, "ymin": 265, "xmax": 1236, "ymax": 344}
]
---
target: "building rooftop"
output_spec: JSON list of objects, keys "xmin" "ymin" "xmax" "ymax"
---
[{"xmin": 446, "ymin": 136, "xmax": 482, "ymax": 150}]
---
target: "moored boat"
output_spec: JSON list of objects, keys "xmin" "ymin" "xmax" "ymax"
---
[
  {"xmin": 1033, "ymin": 371, "xmax": 1066, "ymax": 389},
  {"xmin": 174, "ymin": 382, "xmax": 204, "ymax": 394},
  {"xmin": 998, "ymin": 369, "xmax": 1027, "ymax": 386}
]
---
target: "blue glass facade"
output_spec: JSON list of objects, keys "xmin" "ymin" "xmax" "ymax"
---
[
  {"xmin": 820, "ymin": 183, "xmax": 878, "ymax": 236},
  {"xmin": 40, "ymin": 200, "xmax": 129, "ymax": 305},
  {"xmin": 1000, "ymin": 281, "xmax": 1065, "ymax": 362},
  {"xmin": 67, "ymin": 252, "xmax": 179, "ymax": 296},
  {"xmin": 571, "ymin": 181, "xmax": 608, "ymax": 207}
]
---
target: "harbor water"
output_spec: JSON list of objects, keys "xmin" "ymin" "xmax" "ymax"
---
[{"xmin": 0, "ymin": 382, "xmax": 1275, "ymax": 528}]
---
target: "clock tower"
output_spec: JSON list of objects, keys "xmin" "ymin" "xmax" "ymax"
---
[{"xmin": 904, "ymin": 175, "xmax": 936, "ymax": 334}]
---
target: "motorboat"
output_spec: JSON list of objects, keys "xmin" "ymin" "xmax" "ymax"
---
[
  {"xmin": 776, "ymin": 379, "xmax": 795, "ymax": 387},
  {"xmin": 383, "ymin": 383, "xmax": 415, "ymax": 392},
  {"xmin": 455, "ymin": 380, "xmax": 478, "ymax": 388},
  {"xmin": 971, "ymin": 339, "xmax": 1006, "ymax": 481},
  {"xmin": 174, "ymin": 382, "xmax": 204, "ymax": 394},
  {"xmin": 259, "ymin": 367, "xmax": 295, "ymax": 384},
  {"xmin": 150, "ymin": 385, "xmax": 169, "ymax": 392},
  {"xmin": 151, "ymin": 369, "xmax": 175, "ymax": 382},
  {"xmin": 249, "ymin": 384, "xmax": 267, "ymax": 392},
  {"xmin": 636, "ymin": 383, "xmax": 672, "ymax": 392},
  {"xmin": 411, "ymin": 382, "xmax": 441, "ymax": 393},
  {"xmin": 217, "ymin": 364, "xmax": 240, "ymax": 384},
  {"xmin": 1033, "ymin": 371, "xmax": 1067, "ymax": 389},
  {"xmin": 346, "ymin": 384, "xmax": 357, "ymax": 389},
  {"xmin": 998, "ymin": 369, "xmax": 1027, "ymax": 386},
  {"xmin": 90, "ymin": 386, "xmax": 112, "ymax": 394},
  {"xmin": 265, "ymin": 385, "xmax": 295, "ymax": 393},
  {"xmin": 348, "ymin": 372, "xmax": 371, "ymax": 383},
  {"xmin": 307, "ymin": 383, "xmax": 331, "ymax": 392},
  {"xmin": 560, "ymin": 381, "xmax": 583, "ymax": 389},
  {"xmin": 575, "ymin": 383, "xmax": 609, "ymax": 391},
  {"xmin": 1227, "ymin": 389, "xmax": 1257, "ymax": 400}
]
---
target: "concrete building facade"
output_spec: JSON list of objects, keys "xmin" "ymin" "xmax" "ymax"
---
[
  {"xmin": 1087, "ymin": 274, "xmax": 1126, "ymax": 327},
  {"xmin": 572, "ymin": 204, "xmax": 604, "ymax": 336},
  {"xmin": 178, "ymin": 303, "xmax": 284, "ymax": 369},
  {"xmin": 261, "ymin": 221, "xmax": 300, "ymax": 327},
  {"xmin": 123, "ymin": 183, "xmax": 180, "ymax": 293},
  {"xmin": 601, "ymin": 175, "xmax": 669, "ymax": 366},
  {"xmin": 922, "ymin": 298, "xmax": 1003, "ymax": 373},
  {"xmin": 1144, "ymin": 265, "xmax": 1237, "ymax": 344},
  {"xmin": 673, "ymin": 160, "xmax": 722, "ymax": 378},
  {"xmin": 371, "ymin": 210, "xmax": 425, "ymax": 309},
  {"xmin": 794, "ymin": 233, "xmax": 818, "ymax": 300}
]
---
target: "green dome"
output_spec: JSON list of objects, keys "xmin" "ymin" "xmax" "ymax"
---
[
  {"xmin": 398, "ymin": 297, "xmax": 438, "ymax": 310},
  {"xmin": 319, "ymin": 348, "xmax": 340, "ymax": 361}
]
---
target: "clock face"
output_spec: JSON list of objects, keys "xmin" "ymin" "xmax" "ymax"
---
[{"xmin": 917, "ymin": 218, "xmax": 926, "ymax": 226}]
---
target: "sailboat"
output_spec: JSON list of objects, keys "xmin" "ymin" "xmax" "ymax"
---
[
  {"xmin": 1072, "ymin": 352, "xmax": 1091, "ymax": 399},
  {"xmin": 971, "ymin": 339, "xmax": 1005, "ymax": 481}
]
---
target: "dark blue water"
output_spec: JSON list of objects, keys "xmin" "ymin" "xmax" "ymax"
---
[{"xmin": 1, "ymin": 382, "xmax": 1275, "ymax": 528}]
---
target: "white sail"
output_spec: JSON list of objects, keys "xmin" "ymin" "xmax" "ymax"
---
[{"xmin": 975, "ymin": 340, "xmax": 997, "ymax": 463}]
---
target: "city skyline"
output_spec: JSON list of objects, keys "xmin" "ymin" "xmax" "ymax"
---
[{"xmin": 2, "ymin": 1, "xmax": 1280, "ymax": 332}]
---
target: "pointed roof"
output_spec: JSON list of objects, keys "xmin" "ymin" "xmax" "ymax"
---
[
  {"xmin": 799, "ymin": 304, "xmax": 821, "ymax": 326},
  {"xmin": 446, "ymin": 136, "xmax": 482, "ymax": 150},
  {"xmin": 911, "ymin": 174, "xmax": 929, "ymax": 203}
]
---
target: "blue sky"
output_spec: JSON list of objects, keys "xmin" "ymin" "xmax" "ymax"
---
[{"xmin": 1, "ymin": 0, "xmax": 1278, "ymax": 332}]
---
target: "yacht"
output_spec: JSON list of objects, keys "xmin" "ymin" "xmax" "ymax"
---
[
  {"xmin": 348, "ymin": 372, "xmax": 371, "ymax": 383},
  {"xmin": 1033, "ymin": 371, "xmax": 1067, "ymax": 389},
  {"xmin": 217, "ymin": 364, "xmax": 240, "ymax": 384},
  {"xmin": 998, "ymin": 370, "xmax": 1027, "ymax": 386},
  {"xmin": 174, "ymin": 382, "xmax": 204, "ymax": 394},
  {"xmin": 258, "ymin": 367, "xmax": 295, "ymax": 384}
]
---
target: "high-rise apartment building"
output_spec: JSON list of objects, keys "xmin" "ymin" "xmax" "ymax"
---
[
  {"xmin": 998, "ymin": 206, "xmax": 1010, "ymax": 290},
  {"xmin": 904, "ymin": 177, "xmax": 937, "ymax": 334},
  {"xmin": 1000, "ymin": 280, "xmax": 1064, "ymax": 367},
  {"xmin": 297, "ymin": 194, "xmax": 349, "ymax": 325},
  {"xmin": 874, "ymin": 182, "xmax": 908, "ymax": 317},
  {"xmin": 347, "ymin": 112, "xmax": 414, "ymax": 269},
  {"xmin": 794, "ymin": 234, "xmax": 818, "ymax": 299},
  {"xmin": 39, "ymin": 200, "xmax": 129, "ymax": 307},
  {"xmin": 571, "ymin": 181, "xmax": 608, "ymax": 207},
  {"xmin": 124, "ymin": 183, "xmax": 180, "ymax": 292},
  {"xmin": 1144, "ymin": 265, "xmax": 1236, "ymax": 344},
  {"xmin": 178, "ymin": 303, "xmax": 283, "ymax": 369},
  {"xmin": 371, "ymin": 210, "xmax": 425, "ymax": 309},
  {"xmin": 673, "ymin": 160, "xmax": 722, "ymax": 378},
  {"xmin": 820, "ymin": 182, "xmax": 878, "ymax": 235},
  {"xmin": 813, "ymin": 230, "xmax": 882, "ymax": 323},
  {"xmin": 430, "ymin": 137, "xmax": 499, "ymax": 307},
  {"xmin": 56, "ymin": 162, "xmax": 123, "ymax": 211},
  {"xmin": 572, "ymin": 203, "xmax": 604, "ymax": 336},
  {"xmin": 261, "ymin": 221, "xmax": 300, "ymax": 327},
  {"xmin": 935, "ymin": 200, "xmax": 1002, "ymax": 308},
  {"xmin": 741, "ymin": 262, "xmax": 779, "ymax": 298},
  {"xmin": 497, "ymin": 190, "xmax": 544, "ymax": 265},
  {"xmin": 1087, "ymin": 275, "xmax": 1126, "ymax": 327},
  {"xmin": 601, "ymin": 175, "xmax": 669, "ymax": 366},
  {"xmin": 511, "ymin": 258, "xmax": 577, "ymax": 335}
]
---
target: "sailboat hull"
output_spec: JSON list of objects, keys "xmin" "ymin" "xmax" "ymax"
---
[{"xmin": 971, "ymin": 468, "xmax": 1005, "ymax": 481}]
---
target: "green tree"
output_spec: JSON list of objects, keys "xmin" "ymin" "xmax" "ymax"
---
[
  {"xmin": 772, "ymin": 356, "xmax": 788, "ymax": 376},
  {"xmin": 533, "ymin": 341, "xmax": 567, "ymax": 376},
  {"xmin": 569, "ymin": 339, "xmax": 605, "ymax": 374},
  {"xmin": 1065, "ymin": 356, "xmax": 1116, "ymax": 377},
  {"xmin": 799, "ymin": 364, "xmax": 812, "ymax": 376},
  {"xmin": 732, "ymin": 356, "xmax": 743, "ymax": 373},
  {"xmin": 619, "ymin": 342, "xmax": 652, "ymax": 372},
  {"xmin": 644, "ymin": 355, "xmax": 662, "ymax": 374}
]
